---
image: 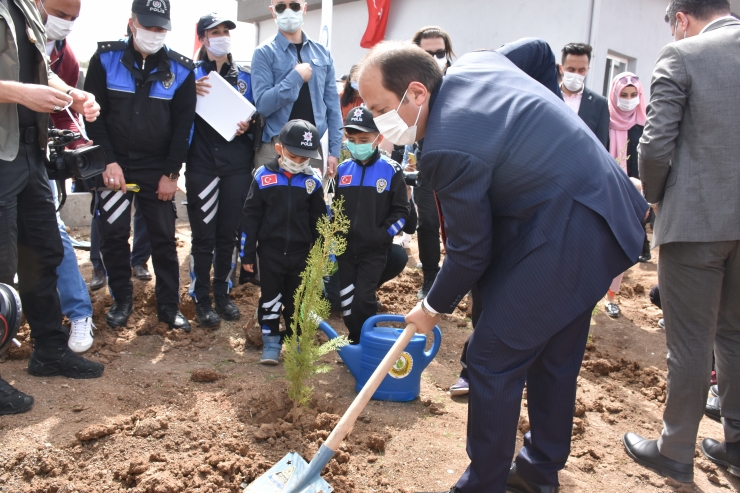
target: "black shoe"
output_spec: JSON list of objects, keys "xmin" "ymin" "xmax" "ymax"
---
[
  {"xmin": 28, "ymin": 344, "xmax": 104, "ymax": 379},
  {"xmin": 132, "ymin": 264, "xmax": 153, "ymax": 281},
  {"xmin": 195, "ymin": 300, "xmax": 220, "ymax": 328},
  {"xmin": 158, "ymin": 305, "xmax": 191, "ymax": 332},
  {"xmin": 705, "ymin": 396, "xmax": 721, "ymax": 422},
  {"xmin": 622, "ymin": 433, "xmax": 693, "ymax": 483},
  {"xmin": 214, "ymin": 293, "xmax": 240, "ymax": 321},
  {"xmin": 417, "ymin": 269, "xmax": 438, "ymax": 300},
  {"xmin": 605, "ymin": 302, "xmax": 620, "ymax": 318},
  {"xmin": 0, "ymin": 377, "xmax": 34, "ymax": 415},
  {"xmin": 90, "ymin": 267, "xmax": 107, "ymax": 291},
  {"xmin": 506, "ymin": 462, "xmax": 559, "ymax": 493},
  {"xmin": 106, "ymin": 298, "xmax": 134, "ymax": 328},
  {"xmin": 638, "ymin": 253, "xmax": 652, "ymax": 263},
  {"xmin": 700, "ymin": 438, "xmax": 740, "ymax": 478}
]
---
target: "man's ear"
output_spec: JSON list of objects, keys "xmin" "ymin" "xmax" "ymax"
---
[
  {"xmin": 408, "ymin": 81, "xmax": 428, "ymax": 106},
  {"xmin": 274, "ymin": 143, "xmax": 282, "ymax": 156},
  {"xmin": 375, "ymin": 134, "xmax": 384, "ymax": 146}
]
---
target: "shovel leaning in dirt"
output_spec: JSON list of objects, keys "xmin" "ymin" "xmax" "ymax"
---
[{"xmin": 244, "ymin": 323, "xmax": 420, "ymax": 493}]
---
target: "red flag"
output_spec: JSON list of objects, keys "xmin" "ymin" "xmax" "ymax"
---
[{"xmin": 360, "ymin": 0, "xmax": 391, "ymax": 48}]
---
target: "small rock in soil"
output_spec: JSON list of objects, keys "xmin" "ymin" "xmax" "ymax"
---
[
  {"xmin": 367, "ymin": 433, "xmax": 386, "ymax": 452},
  {"xmin": 75, "ymin": 424, "xmax": 117, "ymax": 441},
  {"xmin": 190, "ymin": 368, "xmax": 223, "ymax": 382}
]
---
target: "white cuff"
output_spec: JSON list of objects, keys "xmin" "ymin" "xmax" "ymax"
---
[{"xmin": 422, "ymin": 297, "xmax": 439, "ymax": 315}]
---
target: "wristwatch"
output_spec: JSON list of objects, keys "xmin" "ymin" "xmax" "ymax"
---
[
  {"xmin": 421, "ymin": 298, "xmax": 439, "ymax": 318},
  {"xmin": 167, "ymin": 172, "xmax": 180, "ymax": 181}
]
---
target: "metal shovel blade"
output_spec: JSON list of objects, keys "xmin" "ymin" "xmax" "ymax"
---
[{"xmin": 243, "ymin": 451, "xmax": 333, "ymax": 493}]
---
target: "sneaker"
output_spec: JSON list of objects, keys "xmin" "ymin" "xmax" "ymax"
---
[
  {"xmin": 605, "ymin": 302, "xmax": 620, "ymax": 318},
  {"xmin": 394, "ymin": 233, "xmax": 412, "ymax": 249},
  {"xmin": 89, "ymin": 267, "xmax": 107, "ymax": 291},
  {"xmin": 416, "ymin": 262, "xmax": 423, "ymax": 269},
  {"xmin": 0, "ymin": 377, "xmax": 34, "ymax": 415},
  {"xmin": 195, "ymin": 300, "xmax": 220, "ymax": 328},
  {"xmin": 132, "ymin": 264, "xmax": 153, "ymax": 281},
  {"xmin": 260, "ymin": 335, "xmax": 282, "ymax": 365},
  {"xmin": 658, "ymin": 318, "xmax": 665, "ymax": 328},
  {"xmin": 449, "ymin": 377, "xmax": 469, "ymax": 396},
  {"xmin": 417, "ymin": 269, "xmax": 438, "ymax": 300},
  {"xmin": 28, "ymin": 344, "xmax": 104, "ymax": 379},
  {"xmin": 68, "ymin": 317, "xmax": 94, "ymax": 353},
  {"xmin": 214, "ymin": 292, "xmax": 240, "ymax": 321}
]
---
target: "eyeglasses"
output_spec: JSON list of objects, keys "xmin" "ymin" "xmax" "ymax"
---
[
  {"xmin": 426, "ymin": 49, "xmax": 447, "ymax": 60},
  {"xmin": 274, "ymin": 2, "xmax": 302, "ymax": 14}
]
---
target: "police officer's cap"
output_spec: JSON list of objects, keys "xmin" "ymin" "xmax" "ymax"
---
[
  {"xmin": 279, "ymin": 120, "xmax": 322, "ymax": 159},
  {"xmin": 197, "ymin": 13, "xmax": 237, "ymax": 38},
  {"xmin": 344, "ymin": 106, "xmax": 378, "ymax": 133},
  {"xmin": 132, "ymin": 0, "xmax": 172, "ymax": 31}
]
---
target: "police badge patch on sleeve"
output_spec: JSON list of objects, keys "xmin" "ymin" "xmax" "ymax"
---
[
  {"xmin": 305, "ymin": 179, "xmax": 316, "ymax": 195},
  {"xmin": 237, "ymin": 80, "xmax": 248, "ymax": 95},
  {"xmin": 376, "ymin": 178, "xmax": 387, "ymax": 193},
  {"xmin": 162, "ymin": 72, "xmax": 175, "ymax": 89}
]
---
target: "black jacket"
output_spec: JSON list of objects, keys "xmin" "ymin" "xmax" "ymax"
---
[
  {"xmin": 240, "ymin": 158, "xmax": 326, "ymax": 264},
  {"xmin": 85, "ymin": 38, "xmax": 196, "ymax": 174},
  {"xmin": 335, "ymin": 150, "xmax": 409, "ymax": 256},
  {"xmin": 577, "ymin": 87, "xmax": 610, "ymax": 149},
  {"xmin": 626, "ymin": 124, "xmax": 644, "ymax": 179}
]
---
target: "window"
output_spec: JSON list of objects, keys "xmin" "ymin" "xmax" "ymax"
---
[{"xmin": 603, "ymin": 53, "xmax": 629, "ymax": 97}]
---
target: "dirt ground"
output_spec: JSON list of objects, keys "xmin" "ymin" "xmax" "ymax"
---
[{"xmin": 1, "ymin": 223, "xmax": 738, "ymax": 493}]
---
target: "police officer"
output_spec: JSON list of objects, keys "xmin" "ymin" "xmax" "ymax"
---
[
  {"xmin": 84, "ymin": 0, "xmax": 196, "ymax": 331},
  {"xmin": 187, "ymin": 13, "xmax": 256, "ymax": 327}
]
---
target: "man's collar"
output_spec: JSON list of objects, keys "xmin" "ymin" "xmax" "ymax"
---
[
  {"xmin": 561, "ymin": 84, "xmax": 585, "ymax": 98},
  {"xmin": 700, "ymin": 15, "xmax": 739, "ymax": 34},
  {"xmin": 276, "ymin": 29, "xmax": 308, "ymax": 51}
]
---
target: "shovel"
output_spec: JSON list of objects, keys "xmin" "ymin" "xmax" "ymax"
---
[{"xmin": 244, "ymin": 323, "xmax": 419, "ymax": 493}]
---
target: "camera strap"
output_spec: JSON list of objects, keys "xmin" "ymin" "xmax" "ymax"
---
[
  {"xmin": 62, "ymin": 102, "xmax": 90, "ymax": 142},
  {"xmin": 54, "ymin": 179, "xmax": 67, "ymax": 213}
]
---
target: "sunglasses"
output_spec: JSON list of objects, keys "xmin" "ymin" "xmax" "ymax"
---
[
  {"xmin": 274, "ymin": 2, "xmax": 302, "ymax": 14},
  {"xmin": 426, "ymin": 49, "xmax": 447, "ymax": 60},
  {"xmin": 618, "ymin": 75, "xmax": 639, "ymax": 85}
]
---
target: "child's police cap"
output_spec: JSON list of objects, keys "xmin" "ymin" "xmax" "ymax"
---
[
  {"xmin": 279, "ymin": 120, "xmax": 321, "ymax": 159},
  {"xmin": 132, "ymin": 0, "xmax": 171, "ymax": 30},
  {"xmin": 344, "ymin": 106, "xmax": 378, "ymax": 133}
]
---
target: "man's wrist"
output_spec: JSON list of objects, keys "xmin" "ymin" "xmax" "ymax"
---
[{"xmin": 421, "ymin": 298, "xmax": 439, "ymax": 317}]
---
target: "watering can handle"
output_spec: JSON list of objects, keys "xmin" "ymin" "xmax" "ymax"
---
[{"xmin": 324, "ymin": 323, "xmax": 418, "ymax": 452}]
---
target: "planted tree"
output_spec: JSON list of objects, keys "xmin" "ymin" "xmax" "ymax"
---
[{"xmin": 283, "ymin": 197, "xmax": 351, "ymax": 421}]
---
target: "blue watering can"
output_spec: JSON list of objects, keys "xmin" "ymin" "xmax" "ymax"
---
[{"xmin": 319, "ymin": 314, "xmax": 442, "ymax": 402}]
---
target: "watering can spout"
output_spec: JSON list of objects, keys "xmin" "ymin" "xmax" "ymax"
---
[{"xmin": 318, "ymin": 321, "xmax": 362, "ymax": 379}]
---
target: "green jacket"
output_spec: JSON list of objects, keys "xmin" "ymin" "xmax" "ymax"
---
[{"xmin": 0, "ymin": 0, "xmax": 55, "ymax": 161}]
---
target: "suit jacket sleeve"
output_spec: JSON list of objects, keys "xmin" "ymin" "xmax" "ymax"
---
[
  {"xmin": 638, "ymin": 44, "xmax": 688, "ymax": 204},
  {"xmin": 423, "ymin": 150, "xmax": 493, "ymax": 314},
  {"xmin": 595, "ymin": 97, "xmax": 610, "ymax": 149}
]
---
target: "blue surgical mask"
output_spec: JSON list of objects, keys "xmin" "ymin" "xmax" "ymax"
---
[
  {"xmin": 275, "ymin": 9, "xmax": 304, "ymax": 34},
  {"xmin": 347, "ymin": 137, "xmax": 378, "ymax": 162}
]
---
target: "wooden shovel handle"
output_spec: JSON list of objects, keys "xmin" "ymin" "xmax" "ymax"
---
[{"xmin": 324, "ymin": 324, "xmax": 417, "ymax": 452}]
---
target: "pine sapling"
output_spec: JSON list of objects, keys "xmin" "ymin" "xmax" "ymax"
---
[{"xmin": 283, "ymin": 197, "xmax": 351, "ymax": 421}]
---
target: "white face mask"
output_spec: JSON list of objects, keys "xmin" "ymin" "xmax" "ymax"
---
[
  {"xmin": 617, "ymin": 97, "xmax": 640, "ymax": 112},
  {"xmin": 562, "ymin": 72, "xmax": 586, "ymax": 93},
  {"xmin": 279, "ymin": 146, "xmax": 311, "ymax": 174},
  {"xmin": 207, "ymin": 36, "xmax": 231, "ymax": 58},
  {"xmin": 373, "ymin": 87, "xmax": 423, "ymax": 146},
  {"xmin": 275, "ymin": 9, "xmax": 304, "ymax": 34},
  {"xmin": 435, "ymin": 56, "xmax": 448, "ymax": 70},
  {"xmin": 40, "ymin": 2, "xmax": 74, "ymax": 41},
  {"xmin": 133, "ymin": 25, "xmax": 167, "ymax": 55}
]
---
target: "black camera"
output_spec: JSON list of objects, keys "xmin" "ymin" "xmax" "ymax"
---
[
  {"xmin": 46, "ymin": 129, "xmax": 107, "ymax": 181},
  {"xmin": 0, "ymin": 283, "xmax": 21, "ymax": 357}
]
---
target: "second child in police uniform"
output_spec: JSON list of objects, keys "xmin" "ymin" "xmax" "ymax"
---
[
  {"xmin": 85, "ymin": 0, "xmax": 196, "ymax": 332},
  {"xmin": 187, "ymin": 13, "xmax": 257, "ymax": 328}
]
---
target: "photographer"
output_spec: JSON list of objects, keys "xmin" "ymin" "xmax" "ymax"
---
[
  {"xmin": 84, "ymin": 0, "xmax": 196, "ymax": 331},
  {"xmin": 0, "ymin": 0, "xmax": 103, "ymax": 416}
]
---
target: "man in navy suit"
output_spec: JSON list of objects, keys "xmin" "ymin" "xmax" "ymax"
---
[{"xmin": 358, "ymin": 42, "xmax": 648, "ymax": 493}]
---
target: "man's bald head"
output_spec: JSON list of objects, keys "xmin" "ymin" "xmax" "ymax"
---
[{"xmin": 36, "ymin": 0, "xmax": 81, "ymax": 22}]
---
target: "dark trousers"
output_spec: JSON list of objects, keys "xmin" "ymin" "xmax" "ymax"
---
[
  {"xmin": 0, "ymin": 141, "xmax": 66, "ymax": 345},
  {"xmin": 338, "ymin": 252, "xmax": 387, "ymax": 343},
  {"xmin": 90, "ymin": 197, "xmax": 151, "ymax": 270},
  {"xmin": 95, "ymin": 168, "xmax": 179, "ymax": 306},
  {"xmin": 414, "ymin": 174, "xmax": 440, "ymax": 273},
  {"xmin": 459, "ymin": 284, "xmax": 483, "ymax": 380},
  {"xmin": 257, "ymin": 248, "xmax": 307, "ymax": 340},
  {"xmin": 456, "ymin": 306, "xmax": 593, "ymax": 492},
  {"xmin": 186, "ymin": 171, "xmax": 251, "ymax": 303}
]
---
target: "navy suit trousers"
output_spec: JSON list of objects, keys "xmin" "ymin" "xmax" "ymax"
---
[{"xmin": 456, "ymin": 305, "xmax": 592, "ymax": 492}]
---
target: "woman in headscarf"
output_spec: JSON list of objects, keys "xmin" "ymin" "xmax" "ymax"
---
[{"xmin": 604, "ymin": 72, "xmax": 649, "ymax": 318}]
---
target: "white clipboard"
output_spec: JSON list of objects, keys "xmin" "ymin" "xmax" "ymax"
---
[{"xmin": 195, "ymin": 71, "xmax": 256, "ymax": 142}]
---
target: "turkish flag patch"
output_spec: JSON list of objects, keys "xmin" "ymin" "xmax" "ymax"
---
[
  {"xmin": 340, "ymin": 175, "xmax": 352, "ymax": 186},
  {"xmin": 261, "ymin": 174, "xmax": 278, "ymax": 187}
]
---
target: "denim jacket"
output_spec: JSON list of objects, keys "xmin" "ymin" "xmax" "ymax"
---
[{"xmin": 251, "ymin": 31, "xmax": 342, "ymax": 158}]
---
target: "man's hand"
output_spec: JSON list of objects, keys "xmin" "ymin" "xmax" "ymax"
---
[
  {"xmin": 68, "ymin": 89, "xmax": 100, "ymax": 122},
  {"xmin": 157, "ymin": 175, "xmax": 178, "ymax": 201},
  {"xmin": 102, "ymin": 162, "xmax": 125, "ymax": 191},
  {"xmin": 195, "ymin": 75, "xmax": 212, "ymax": 97},
  {"xmin": 242, "ymin": 264, "xmax": 254, "ymax": 273},
  {"xmin": 326, "ymin": 156, "xmax": 338, "ymax": 177},
  {"xmin": 16, "ymin": 84, "xmax": 72, "ymax": 114},
  {"xmin": 405, "ymin": 302, "xmax": 440, "ymax": 335},
  {"xmin": 295, "ymin": 63, "xmax": 312, "ymax": 82},
  {"xmin": 236, "ymin": 120, "xmax": 251, "ymax": 136}
]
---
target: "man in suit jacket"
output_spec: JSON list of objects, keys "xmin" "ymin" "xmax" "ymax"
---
[
  {"xmin": 559, "ymin": 43, "xmax": 610, "ymax": 149},
  {"xmin": 358, "ymin": 42, "xmax": 647, "ymax": 493},
  {"xmin": 623, "ymin": 0, "xmax": 740, "ymax": 483}
]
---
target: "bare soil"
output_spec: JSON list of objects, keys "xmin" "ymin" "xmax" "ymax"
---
[{"xmin": 1, "ymin": 224, "xmax": 738, "ymax": 493}]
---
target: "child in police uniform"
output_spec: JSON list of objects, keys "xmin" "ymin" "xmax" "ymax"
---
[
  {"xmin": 336, "ymin": 107, "xmax": 409, "ymax": 343},
  {"xmin": 241, "ymin": 120, "xmax": 327, "ymax": 364}
]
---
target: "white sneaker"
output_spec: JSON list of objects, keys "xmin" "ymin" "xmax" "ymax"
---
[{"xmin": 68, "ymin": 317, "xmax": 94, "ymax": 353}]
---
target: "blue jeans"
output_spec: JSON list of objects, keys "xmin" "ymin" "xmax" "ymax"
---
[
  {"xmin": 90, "ymin": 195, "xmax": 151, "ymax": 270},
  {"xmin": 51, "ymin": 180, "xmax": 93, "ymax": 321}
]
